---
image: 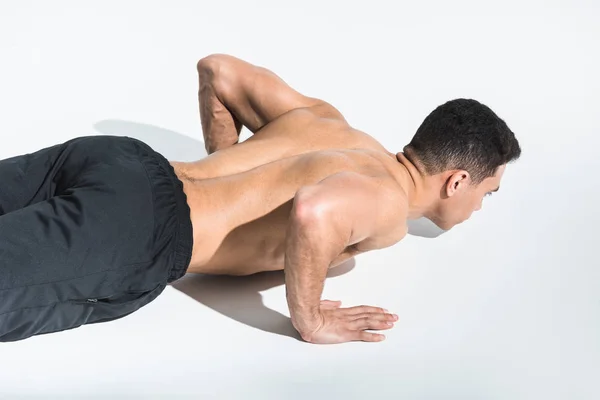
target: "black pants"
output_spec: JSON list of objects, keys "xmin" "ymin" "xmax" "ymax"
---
[{"xmin": 0, "ymin": 135, "xmax": 193, "ymax": 342}]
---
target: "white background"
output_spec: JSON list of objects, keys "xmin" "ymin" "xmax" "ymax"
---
[{"xmin": 0, "ymin": 1, "xmax": 598, "ymax": 399}]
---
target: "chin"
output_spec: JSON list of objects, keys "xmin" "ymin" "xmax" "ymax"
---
[
  {"xmin": 429, "ymin": 217, "xmax": 452, "ymax": 231},
  {"xmin": 440, "ymin": 223, "xmax": 454, "ymax": 231}
]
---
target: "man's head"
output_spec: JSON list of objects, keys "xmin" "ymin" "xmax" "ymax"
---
[{"xmin": 403, "ymin": 98, "xmax": 521, "ymax": 230}]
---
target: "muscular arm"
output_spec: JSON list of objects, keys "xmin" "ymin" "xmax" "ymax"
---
[
  {"xmin": 197, "ymin": 59, "xmax": 243, "ymax": 154},
  {"xmin": 285, "ymin": 172, "xmax": 407, "ymax": 340},
  {"xmin": 197, "ymin": 54, "xmax": 346, "ymax": 154}
]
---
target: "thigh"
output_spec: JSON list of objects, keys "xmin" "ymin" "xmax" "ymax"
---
[
  {"xmin": 0, "ymin": 140, "xmax": 69, "ymax": 215},
  {"xmin": 0, "ymin": 135, "xmax": 146, "ymax": 215}
]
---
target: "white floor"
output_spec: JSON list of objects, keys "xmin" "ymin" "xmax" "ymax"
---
[{"xmin": 0, "ymin": 1, "xmax": 598, "ymax": 399}]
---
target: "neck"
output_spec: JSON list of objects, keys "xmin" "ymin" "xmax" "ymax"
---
[{"xmin": 393, "ymin": 152, "xmax": 441, "ymax": 220}]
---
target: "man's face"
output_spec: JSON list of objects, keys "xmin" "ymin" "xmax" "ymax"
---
[{"xmin": 430, "ymin": 165, "xmax": 506, "ymax": 230}]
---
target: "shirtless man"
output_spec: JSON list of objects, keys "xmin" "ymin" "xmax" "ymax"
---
[{"xmin": 0, "ymin": 54, "xmax": 520, "ymax": 344}]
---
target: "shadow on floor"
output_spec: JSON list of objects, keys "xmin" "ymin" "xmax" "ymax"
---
[
  {"xmin": 93, "ymin": 119, "xmax": 206, "ymax": 162},
  {"xmin": 170, "ymin": 259, "xmax": 357, "ymax": 340}
]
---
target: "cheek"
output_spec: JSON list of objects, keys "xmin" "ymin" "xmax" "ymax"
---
[
  {"xmin": 468, "ymin": 192, "xmax": 481, "ymax": 208},
  {"xmin": 444, "ymin": 198, "xmax": 465, "ymax": 222},
  {"xmin": 459, "ymin": 196, "xmax": 478, "ymax": 219}
]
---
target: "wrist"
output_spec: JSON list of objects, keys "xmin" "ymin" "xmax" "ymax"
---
[{"xmin": 290, "ymin": 308, "xmax": 323, "ymax": 339}]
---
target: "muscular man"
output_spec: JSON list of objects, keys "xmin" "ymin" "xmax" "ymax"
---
[{"xmin": 0, "ymin": 54, "xmax": 521, "ymax": 344}]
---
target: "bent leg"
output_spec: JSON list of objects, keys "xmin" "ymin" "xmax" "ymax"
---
[
  {"xmin": 0, "ymin": 189, "xmax": 165, "ymax": 342},
  {"xmin": 0, "ymin": 135, "xmax": 191, "ymax": 342},
  {"xmin": 0, "ymin": 136, "xmax": 166, "ymax": 342},
  {"xmin": 0, "ymin": 141, "xmax": 70, "ymax": 215}
]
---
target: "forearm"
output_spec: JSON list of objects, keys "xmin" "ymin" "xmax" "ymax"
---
[
  {"xmin": 198, "ymin": 59, "xmax": 242, "ymax": 154},
  {"xmin": 284, "ymin": 208, "xmax": 347, "ymax": 337}
]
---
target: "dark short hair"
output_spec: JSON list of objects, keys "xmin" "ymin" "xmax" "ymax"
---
[{"xmin": 405, "ymin": 98, "xmax": 521, "ymax": 184}]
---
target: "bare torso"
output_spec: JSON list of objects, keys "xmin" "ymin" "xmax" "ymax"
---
[{"xmin": 170, "ymin": 109, "xmax": 408, "ymax": 275}]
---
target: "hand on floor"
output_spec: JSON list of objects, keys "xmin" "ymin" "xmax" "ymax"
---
[{"xmin": 300, "ymin": 300, "xmax": 398, "ymax": 344}]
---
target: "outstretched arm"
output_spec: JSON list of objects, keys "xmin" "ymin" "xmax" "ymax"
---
[
  {"xmin": 197, "ymin": 53, "xmax": 345, "ymax": 154},
  {"xmin": 285, "ymin": 171, "xmax": 406, "ymax": 344}
]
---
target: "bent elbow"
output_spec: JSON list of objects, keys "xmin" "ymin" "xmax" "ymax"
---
[
  {"xmin": 197, "ymin": 54, "xmax": 224, "ymax": 72},
  {"xmin": 197, "ymin": 53, "xmax": 239, "ymax": 74}
]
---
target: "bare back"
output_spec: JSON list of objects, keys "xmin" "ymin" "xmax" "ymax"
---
[
  {"xmin": 173, "ymin": 109, "xmax": 408, "ymax": 275},
  {"xmin": 173, "ymin": 108, "xmax": 393, "ymax": 181}
]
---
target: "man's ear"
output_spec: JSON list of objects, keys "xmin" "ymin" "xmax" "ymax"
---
[{"xmin": 445, "ymin": 170, "xmax": 470, "ymax": 197}]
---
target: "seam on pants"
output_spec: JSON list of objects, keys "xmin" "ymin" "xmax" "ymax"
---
[
  {"xmin": 0, "ymin": 259, "xmax": 153, "ymax": 293},
  {"xmin": 0, "ymin": 300, "xmax": 66, "ymax": 318},
  {"xmin": 0, "ymin": 283, "xmax": 163, "ymax": 318}
]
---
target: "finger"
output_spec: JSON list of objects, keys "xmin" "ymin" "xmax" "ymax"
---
[
  {"xmin": 341, "ymin": 305, "xmax": 388, "ymax": 316},
  {"xmin": 320, "ymin": 300, "xmax": 342, "ymax": 309},
  {"xmin": 351, "ymin": 313, "xmax": 398, "ymax": 323},
  {"xmin": 354, "ymin": 331, "xmax": 386, "ymax": 342},
  {"xmin": 349, "ymin": 316, "xmax": 395, "ymax": 331}
]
